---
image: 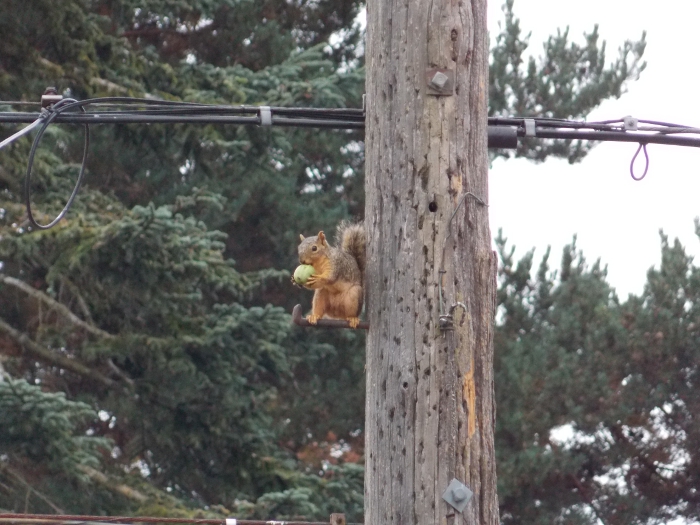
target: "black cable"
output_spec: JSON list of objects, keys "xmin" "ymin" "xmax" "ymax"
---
[
  {"xmin": 3, "ymin": 104, "xmax": 700, "ymax": 144},
  {"xmin": 1, "ymin": 98, "xmax": 366, "ymax": 231},
  {"xmin": 637, "ymin": 118, "xmax": 690, "ymax": 128},
  {"xmin": 0, "ymin": 99, "xmax": 365, "ymax": 128},
  {"xmin": 6, "ymin": 106, "xmax": 700, "ymax": 143},
  {"xmin": 0, "ymin": 113, "xmax": 364, "ymax": 128},
  {"xmin": 5, "ymin": 95, "xmax": 700, "ymax": 230},
  {"xmin": 0, "ymin": 101, "xmax": 42, "ymax": 107},
  {"xmin": 24, "ymin": 97, "xmax": 365, "ymax": 120},
  {"xmin": 524, "ymin": 128, "xmax": 700, "ymax": 148},
  {"xmin": 24, "ymin": 99, "xmax": 90, "ymax": 230},
  {"xmin": 7, "ymin": 112, "xmax": 700, "ymax": 144}
]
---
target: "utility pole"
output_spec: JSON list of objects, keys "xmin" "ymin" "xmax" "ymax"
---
[{"xmin": 364, "ymin": 0, "xmax": 498, "ymax": 523}]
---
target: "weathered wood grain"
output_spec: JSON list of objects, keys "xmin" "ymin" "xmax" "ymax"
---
[{"xmin": 364, "ymin": 0, "xmax": 497, "ymax": 522}]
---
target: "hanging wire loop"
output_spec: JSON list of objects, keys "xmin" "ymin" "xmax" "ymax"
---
[
  {"xmin": 24, "ymin": 99, "xmax": 90, "ymax": 230},
  {"xmin": 630, "ymin": 142, "xmax": 649, "ymax": 181}
]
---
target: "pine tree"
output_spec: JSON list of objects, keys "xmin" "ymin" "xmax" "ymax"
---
[
  {"xmin": 494, "ymin": 228, "xmax": 700, "ymax": 524},
  {"xmin": 0, "ymin": 377, "xmax": 110, "ymax": 513},
  {"xmin": 490, "ymin": 0, "xmax": 646, "ymax": 163}
]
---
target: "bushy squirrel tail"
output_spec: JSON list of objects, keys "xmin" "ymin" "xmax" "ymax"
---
[{"xmin": 337, "ymin": 221, "xmax": 366, "ymax": 277}]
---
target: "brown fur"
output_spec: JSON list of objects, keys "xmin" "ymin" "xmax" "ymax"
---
[{"xmin": 297, "ymin": 223, "xmax": 365, "ymax": 328}]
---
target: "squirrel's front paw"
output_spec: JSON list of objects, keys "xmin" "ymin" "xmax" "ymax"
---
[
  {"xmin": 304, "ymin": 275, "xmax": 318, "ymax": 288},
  {"xmin": 307, "ymin": 314, "xmax": 320, "ymax": 325},
  {"xmin": 347, "ymin": 317, "xmax": 360, "ymax": 329}
]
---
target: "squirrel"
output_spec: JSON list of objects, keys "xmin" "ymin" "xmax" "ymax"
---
[{"xmin": 296, "ymin": 221, "xmax": 366, "ymax": 328}]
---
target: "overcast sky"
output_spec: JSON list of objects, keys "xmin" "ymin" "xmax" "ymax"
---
[{"xmin": 486, "ymin": 1, "xmax": 700, "ymax": 298}]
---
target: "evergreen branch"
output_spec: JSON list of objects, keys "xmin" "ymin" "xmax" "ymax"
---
[
  {"xmin": 90, "ymin": 78, "xmax": 130, "ymax": 95},
  {"xmin": 121, "ymin": 28, "xmax": 181, "ymax": 38},
  {"xmin": 609, "ymin": 424, "xmax": 662, "ymax": 481},
  {"xmin": 107, "ymin": 359, "xmax": 135, "ymax": 386},
  {"xmin": 37, "ymin": 57, "xmax": 64, "ymax": 77},
  {"xmin": 76, "ymin": 465, "xmax": 148, "ymax": 503},
  {"xmin": 60, "ymin": 278, "xmax": 94, "ymax": 325},
  {"xmin": 0, "ymin": 464, "xmax": 65, "ymax": 513},
  {"xmin": 547, "ymin": 437, "xmax": 608, "ymax": 524},
  {"xmin": 568, "ymin": 473, "xmax": 607, "ymax": 525},
  {"xmin": 0, "ymin": 275, "xmax": 114, "ymax": 340},
  {"xmin": 0, "ymin": 319, "xmax": 116, "ymax": 388}
]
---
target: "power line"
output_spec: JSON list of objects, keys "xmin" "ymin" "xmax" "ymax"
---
[
  {"xmin": 3, "ymin": 95, "xmax": 700, "ymax": 230},
  {"xmin": 3, "ymin": 99, "xmax": 700, "ymax": 147},
  {"xmin": 0, "ymin": 514, "xmax": 355, "ymax": 525}
]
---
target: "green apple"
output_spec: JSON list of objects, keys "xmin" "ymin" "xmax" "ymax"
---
[{"xmin": 293, "ymin": 264, "xmax": 316, "ymax": 285}]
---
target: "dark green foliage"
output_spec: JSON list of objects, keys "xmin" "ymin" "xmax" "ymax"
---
[
  {"xmin": 0, "ymin": 185, "xmax": 298, "ymax": 508},
  {"xmin": 232, "ymin": 463, "xmax": 364, "ymax": 522},
  {"xmin": 0, "ymin": 378, "xmax": 109, "ymax": 474},
  {"xmin": 0, "ymin": 377, "xmax": 111, "ymax": 514},
  {"xmin": 1, "ymin": 0, "xmax": 366, "ymax": 515},
  {"xmin": 495, "ymin": 229, "xmax": 700, "ymax": 524},
  {"xmin": 276, "ymin": 328, "xmax": 366, "ymax": 445}
]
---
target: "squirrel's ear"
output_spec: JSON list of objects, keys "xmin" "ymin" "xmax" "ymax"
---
[
  {"xmin": 317, "ymin": 231, "xmax": 327, "ymax": 245},
  {"xmin": 299, "ymin": 234, "xmax": 305, "ymax": 241}
]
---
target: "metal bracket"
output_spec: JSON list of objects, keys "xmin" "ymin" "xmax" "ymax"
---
[
  {"xmin": 292, "ymin": 304, "xmax": 369, "ymax": 330},
  {"xmin": 330, "ymin": 514, "xmax": 346, "ymax": 525},
  {"xmin": 41, "ymin": 87, "xmax": 63, "ymax": 108},
  {"xmin": 623, "ymin": 115, "xmax": 638, "ymax": 131},
  {"xmin": 442, "ymin": 478, "xmax": 473, "ymax": 513},
  {"xmin": 438, "ymin": 302, "xmax": 467, "ymax": 332},
  {"xmin": 426, "ymin": 68, "xmax": 454, "ymax": 96}
]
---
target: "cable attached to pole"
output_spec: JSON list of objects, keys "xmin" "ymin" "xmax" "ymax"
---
[{"xmin": 5, "ymin": 93, "xmax": 700, "ymax": 230}]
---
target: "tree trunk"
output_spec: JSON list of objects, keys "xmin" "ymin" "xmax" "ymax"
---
[{"xmin": 364, "ymin": 0, "xmax": 498, "ymax": 523}]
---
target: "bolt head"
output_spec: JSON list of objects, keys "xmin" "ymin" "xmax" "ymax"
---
[
  {"xmin": 442, "ymin": 479, "xmax": 473, "ymax": 513},
  {"xmin": 452, "ymin": 487, "xmax": 468, "ymax": 502},
  {"xmin": 430, "ymin": 71, "xmax": 449, "ymax": 89},
  {"xmin": 439, "ymin": 315, "xmax": 453, "ymax": 328}
]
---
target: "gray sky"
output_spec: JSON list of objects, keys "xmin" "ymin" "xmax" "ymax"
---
[{"xmin": 487, "ymin": 0, "xmax": 700, "ymax": 298}]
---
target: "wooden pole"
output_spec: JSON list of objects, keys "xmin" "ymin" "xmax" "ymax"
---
[{"xmin": 364, "ymin": 0, "xmax": 498, "ymax": 522}]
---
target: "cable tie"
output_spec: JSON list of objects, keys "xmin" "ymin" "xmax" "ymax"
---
[
  {"xmin": 623, "ymin": 116, "xmax": 638, "ymax": 131},
  {"xmin": 524, "ymin": 119, "xmax": 536, "ymax": 137},
  {"xmin": 259, "ymin": 106, "xmax": 272, "ymax": 126},
  {"xmin": 225, "ymin": 519, "xmax": 237, "ymax": 525}
]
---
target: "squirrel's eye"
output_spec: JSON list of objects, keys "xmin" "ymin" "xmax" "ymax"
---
[{"xmin": 312, "ymin": 245, "xmax": 317, "ymax": 251}]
